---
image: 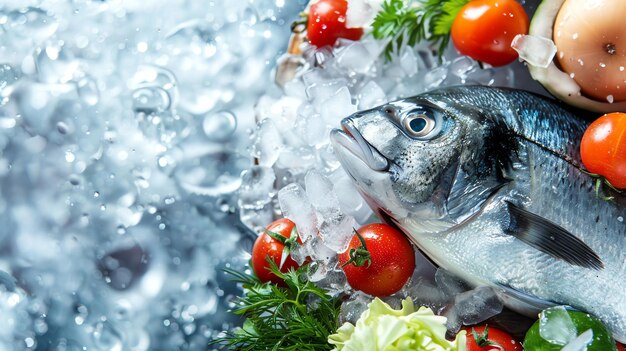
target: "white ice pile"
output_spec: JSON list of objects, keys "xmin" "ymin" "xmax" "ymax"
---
[
  {"xmin": 0, "ymin": 0, "xmax": 307, "ymax": 350},
  {"xmin": 239, "ymin": 21, "xmax": 517, "ymax": 330}
]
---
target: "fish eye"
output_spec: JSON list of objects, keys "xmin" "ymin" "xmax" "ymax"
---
[{"xmin": 403, "ymin": 112, "xmax": 437, "ymax": 138}]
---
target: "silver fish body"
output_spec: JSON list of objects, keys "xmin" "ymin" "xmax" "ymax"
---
[{"xmin": 330, "ymin": 86, "xmax": 626, "ymax": 342}]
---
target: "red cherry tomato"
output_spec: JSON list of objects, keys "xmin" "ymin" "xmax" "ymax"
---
[
  {"xmin": 465, "ymin": 325, "xmax": 522, "ymax": 351},
  {"xmin": 617, "ymin": 343, "xmax": 625, "ymax": 351},
  {"xmin": 307, "ymin": 0, "xmax": 363, "ymax": 48},
  {"xmin": 580, "ymin": 112, "xmax": 626, "ymax": 189},
  {"xmin": 338, "ymin": 223, "xmax": 415, "ymax": 297},
  {"xmin": 251, "ymin": 218, "xmax": 300, "ymax": 285},
  {"xmin": 451, "ymin": 0, "xmax": 529, "ymax": 67}
]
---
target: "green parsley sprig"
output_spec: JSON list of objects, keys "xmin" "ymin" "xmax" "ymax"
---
[
  {"xmin": 372, "ymin": 0, "xmax": 470, "ymax": 61},
  {"xmin": 211, "ymin": 260, "xmax": 341, "ymax": 351}
]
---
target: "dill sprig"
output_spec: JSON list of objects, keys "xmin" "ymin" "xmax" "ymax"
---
[
  {"xmin": 211, "ymin": 260, "xmax": 341, "ymax": 351},
  {"xmin": 372, "ymin": 0, "xmax": 470, "ymax": 61}
]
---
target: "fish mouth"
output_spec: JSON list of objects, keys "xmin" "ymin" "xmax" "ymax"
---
[{"xmin": 330, "ymin": 118, "xmax": 389, "ymax": 172}]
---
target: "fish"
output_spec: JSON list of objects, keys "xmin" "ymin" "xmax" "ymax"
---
[{"xmin": 329, "ymin": 86, "xmax": 626, "ymax": 342}]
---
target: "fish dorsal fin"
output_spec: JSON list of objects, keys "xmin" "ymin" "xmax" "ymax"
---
[{"xmin": 504, "ymin": 201, "xmax": 603, "ymax": 270}]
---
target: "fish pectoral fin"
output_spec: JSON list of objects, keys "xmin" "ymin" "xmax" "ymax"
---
[
  {"xmin": 494, "ymin": 283, "xmax": 561, "ymax": 313},
  {"xmin": 504, "ymin": 201, "xmax": 604, "ymax": 270}
]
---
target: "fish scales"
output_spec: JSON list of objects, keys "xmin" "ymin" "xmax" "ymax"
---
[{"xmin": 330, "ymin": 86, "xmax": 626, "ymax": 342}]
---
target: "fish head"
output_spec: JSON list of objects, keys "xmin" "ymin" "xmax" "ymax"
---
[{"xmin": 331, "ymin": 96, "xmax": 481, "ymax": 232}]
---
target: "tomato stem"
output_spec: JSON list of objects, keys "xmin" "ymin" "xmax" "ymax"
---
[
  {"xmin": 341, "ymin": 228, "xmax": 372, "ymax": 268},
  {"xmin": 265, "ymin": 229, "xmax": 288, "ymax": 245},
  {"xmin": 290, "ymin": 12, "xmax": 308, "ymax": 33},
  {"xmin": 472, "ymin": 326, "xmax": 504, "ymax": 351},
  {"xmin": 264, "ymin": 227, "xmax": 300, "ymax": 270},
  {"xmin": 583, "ymin": 170, "xmax": 621, "ymax": 201}
]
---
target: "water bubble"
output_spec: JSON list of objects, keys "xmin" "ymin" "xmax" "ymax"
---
[
  {"xmin": 92, "ymin": 322, "xmax": 123, "ymax": 351},
  {"xmin": 5, "ymin": 7, "xmax": 58, "ymax": 42},
  {"xmin": 132, "ymin": 87, "xmax": 171, "ymax": 114},
  {"xmin": 202, "ymin": 110, "xmax": 237, "ymax": 141},
  {"xmin": 98, "ymin": 245, "xmax": 150, "ymax": 291}
]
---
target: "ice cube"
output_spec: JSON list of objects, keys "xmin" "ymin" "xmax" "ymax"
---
[
  {"xmin": 454, "ymin": 286, "xmax": 503, "ymax": 326},
  {"xmin": 330, "ymin": 171, "xmax": 373, "ymax": 224},
  {"xmin": 358, "ymin": 80, "xmax": 386, "ymax": 109},
  {"xmin": 307, "ymin": 260, "xmax": 332, "ymax": 282},
  {"xmin": 539, "ymin": 306, "xmax": 577, "ymax": 345},
  {"xmin": 561, "ymin": 329, "xmax": 593, "ymax": 351},
  {"xmin": 319, "ymin": 86, "xmax": 356, "ymax": 126},
  {"xmin": 276, "ymin": 147, "xmax": 316, "ymax": 171},
  {"xmin": 346, "ymin": 0, "xmax": 382, "ymax": 29},
  {"xmin": 335, "ymin": 41, "xmax": 377, "ymax": 74},
  {"xmin": 511, "ymin": 34, "xmax": 557, "ymax": 68},
  {"xmin": 435, "ymin": 268, "xmax": 470, "ymax": 299},
  {"xmin": 399, "ymin": 48, "xmax": 418, "ymax": 77},
  {"xmin": 237, "ymin": 166, "xmax": 276, "ymax": 210},
  {"xmin": 339, "ymin": 292, "xmax": 373, "ymax": 325},
  {"xmin": 307, "ymin": 235, "xmax": 338, "ymax": 265},
  {"xmin": 306, "ymin": 79, "xmax": 348, "ymax": 104},
  {"xmin": 278, "ymin": 183, "xmax": 318, "ymax": 243},
  {"xmin": 450, "ymin": 56, "xmax": 478, "ymax": 81},
  {"xmin": 424, "ymin": 66, "xmax": 448, "ymax": 90},
  {"xmin": 402, "ymin": 277, "xmax": 449, "ymax": 312},
  {"xmin": 250, "ymin": 118, "xmax": 283, "ymax": 167},
  {"xmin": 313, "ymin": 261, "xmax": 348, "ymax": 294},
  {"xmin": 319, "ymin": 215, "xmax": 357, "ymax": 253},
  {"xmin": 444, "ymin": 305, "xmax": 463, "ymax": 336},
  {"xmin": 294, "ymin": 105, "xmax": 327, "ymax": 146},
  {"xmin": 305, "ymin": 170, "xmax": 340, "ymax": 217}
]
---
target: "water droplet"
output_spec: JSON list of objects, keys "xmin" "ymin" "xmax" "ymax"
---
[
  {"xmin": 25, "ymin": 337, "xmax": 35, "ymax": 348},
  {"xmin": 607, "ymin": 95, "xmax": 614, "ymax": 103},
  {"xmin": 618, "ymin": 216, "xmax": 624, "ymax": 222},
  {"xmin": 56, "ymin": 121, "xmax": 71, "ymax": 134},
  {"xmin": 202, "ymin": 110, "xmax": 237, "ymax": 141},
  {"xmin": 65, "ymin": 151, "xmax": 75, "ymax": 163},
  {"xmin": 69, "ymin": 174, "xmax": 81, "ymax": 185}
]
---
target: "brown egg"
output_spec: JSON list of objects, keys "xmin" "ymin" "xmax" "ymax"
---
[{"xmin": 553, "ymin": 0, "xmax": 626, "ymax": 103}]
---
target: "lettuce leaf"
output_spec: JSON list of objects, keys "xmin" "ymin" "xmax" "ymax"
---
[{"xmin": 328, "ymin": 297, "xmax": 466, "ymax": 351}]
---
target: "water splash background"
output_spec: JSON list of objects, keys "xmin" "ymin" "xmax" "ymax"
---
[{"xmin": 0, "ymin": 0, "xmax": 307, "ymax": 349}]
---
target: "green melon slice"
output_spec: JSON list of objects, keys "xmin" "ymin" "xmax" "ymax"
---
[{"xmin": 528, "ymin": 0, "xmax": 626, "ymax": 113}]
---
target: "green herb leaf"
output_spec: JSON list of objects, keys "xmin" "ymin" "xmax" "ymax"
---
[
  {"xmin": 211, "ymin": 262, "xmax": 341, "ymax": 351},
  {"xmin": 472, "ymin": 325, "xmax": 504, "ymax": 350},
  {"xmin": 372, "ymin": 0, "xmax": 470, "ymax": 61}
]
